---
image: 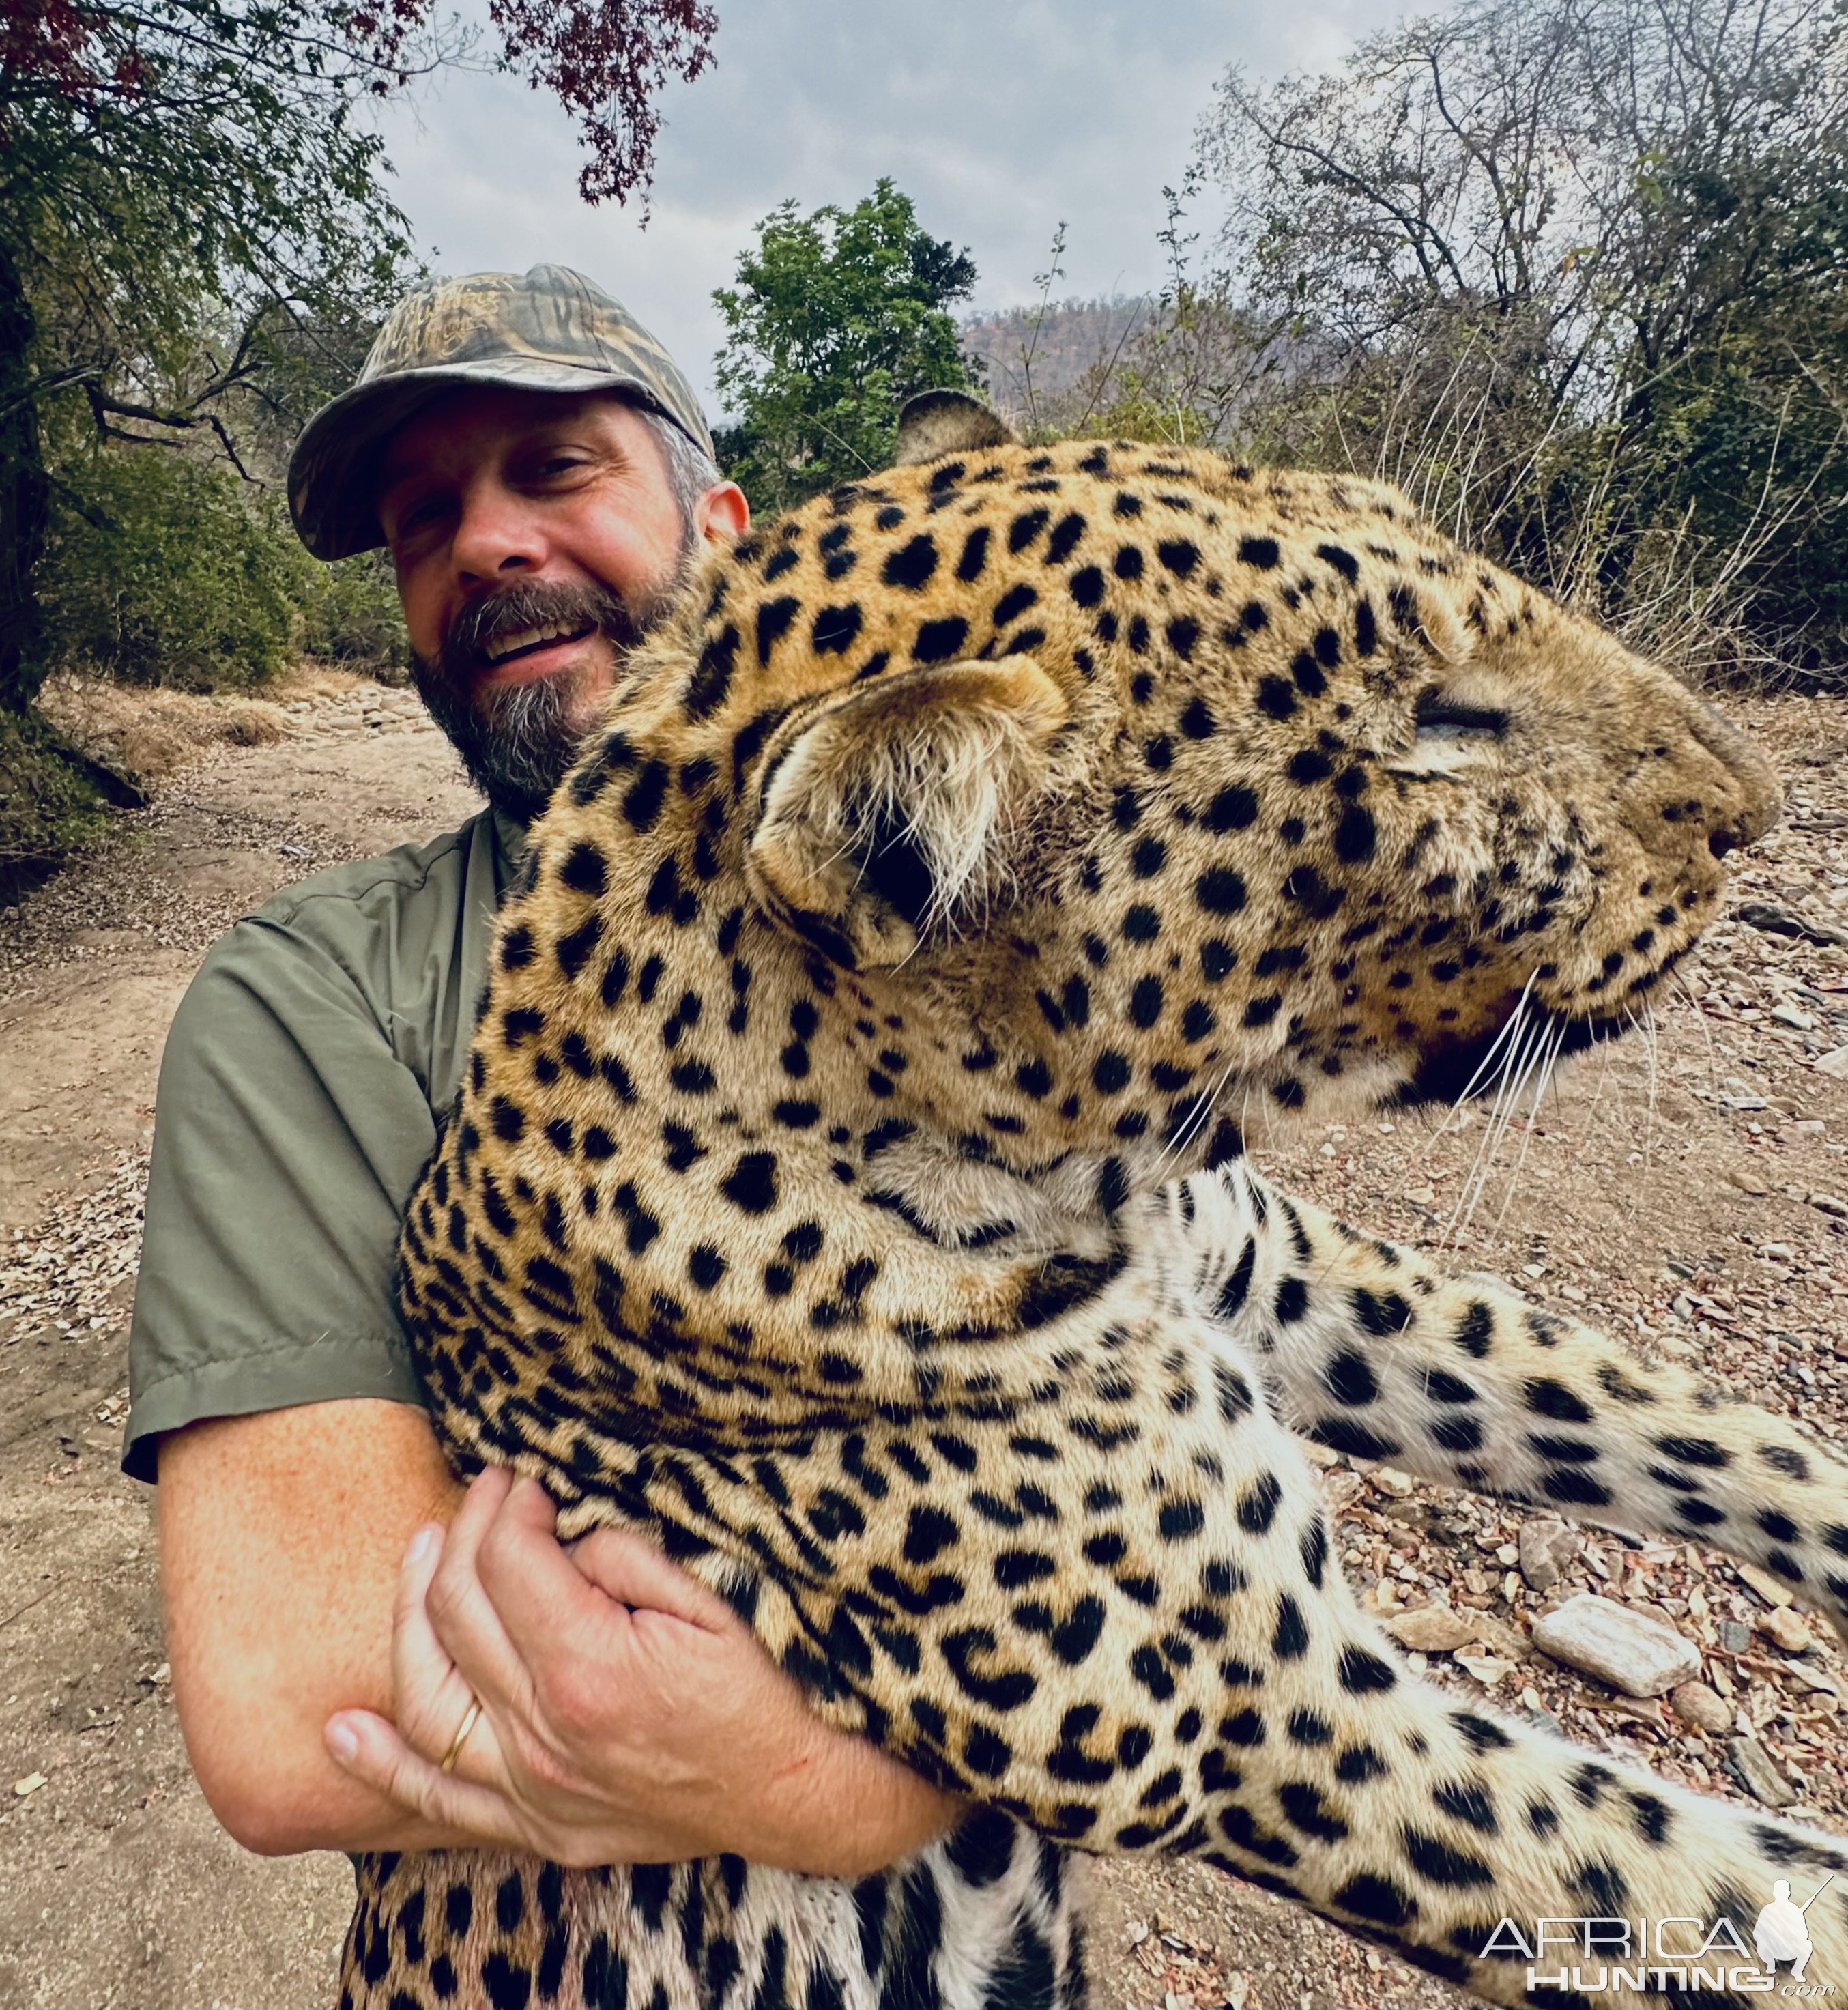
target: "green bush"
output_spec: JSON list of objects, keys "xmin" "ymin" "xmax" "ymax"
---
[
  {"xmin": 298, "ymin": 548, "xmax": 409, "ymax": 678},
  {"xmin": 0, "ymin": 708, "xmax": 105, "ymax": 900},
  {"xmin": 42, "ymin": 448, "xmax": 312, "ymax": 690}
]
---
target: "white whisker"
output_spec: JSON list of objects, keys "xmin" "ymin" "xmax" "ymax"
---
[
  {"xmin": 1488, "ymin": 1020, "xmax": 1566, "ymax": 1240},
  {"xmin": 1456, "ymin": 999, "xmax": 1553, "ymax": 1243},
  {"xmin": 1445, "ymin": 999, "xmax": 1542, "ymax": 1248},
  {"xmin": 1426, "ymin": 968, "xmax": 1540, "ymax": 1151}
]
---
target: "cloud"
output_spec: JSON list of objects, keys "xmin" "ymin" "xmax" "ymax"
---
[{"xmin": 367, "ymin": 0, "xmax": 1422, "ymax": 416}]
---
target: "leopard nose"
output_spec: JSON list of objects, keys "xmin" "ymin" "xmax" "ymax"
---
[{"xmin": 1689, "ymin": 698, "xmax": 1780, "ymax": 854}]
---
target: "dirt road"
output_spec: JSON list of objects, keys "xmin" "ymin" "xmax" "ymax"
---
[{"xmin": 2, "ymin": 679, "xmax": 1847, "ymax": 2009}]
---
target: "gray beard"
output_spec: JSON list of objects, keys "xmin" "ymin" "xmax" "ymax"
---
[
  {"xmin": 416, "ymin": 659, "xmax": 588, "ymax": 827},
  {"xmin": 414, "ymin": 570, "xmax": 680, "ymax": 824}
]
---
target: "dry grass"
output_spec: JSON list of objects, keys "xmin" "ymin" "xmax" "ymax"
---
[{"xmin": 35, "ymin": 664, "xmax": 377, "ymax": 786}]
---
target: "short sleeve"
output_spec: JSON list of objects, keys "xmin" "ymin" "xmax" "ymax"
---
[
  {"xmin": 120, "ymin": 808, "xmax": 512, "ymax": 1484},
  {"xmin": 121, "ymin": 913, "xmax": 439, "ymax": 1480}
]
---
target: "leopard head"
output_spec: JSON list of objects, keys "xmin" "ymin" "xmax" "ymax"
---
[{"xmin": 719, "ymin": 398, "xmax": 1776, "ymax": 1196}]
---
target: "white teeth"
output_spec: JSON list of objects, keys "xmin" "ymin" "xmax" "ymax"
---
[{"xmin": 483, "ymin": 621, "xmax": 586, "ymax": 664}]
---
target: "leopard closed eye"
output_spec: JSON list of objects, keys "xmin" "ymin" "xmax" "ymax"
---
[{"xmin": 356, "ymin": 394, "xmax": 1848, "ymax": 2010}]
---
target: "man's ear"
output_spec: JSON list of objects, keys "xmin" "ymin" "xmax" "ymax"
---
[
  {"xmin": 892, "ymin": 390, "xmax": 1019, "ymax": 468},
  {"xmin": 747, "ymin": 658, "xmax": 1069, "ymax": 968},
  {"xmin": 695, "ymin": 480, "xmax": 749, "ymax": 543}
]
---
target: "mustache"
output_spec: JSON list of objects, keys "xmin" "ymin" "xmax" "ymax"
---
[
  {"xmin": 440, "ymin": 579, "xmax": 641, "ymax": 685},
  {"xmin": 414, "ymin": 572, "xmax": 681, "ymax": 826}
]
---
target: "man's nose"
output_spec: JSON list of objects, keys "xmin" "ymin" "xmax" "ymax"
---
[{"xmin": 450, "ymin": 476, "xmax": 547, "ymax": 584}]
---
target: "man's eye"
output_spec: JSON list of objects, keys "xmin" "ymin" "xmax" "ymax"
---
[
  {"xmin": 390, "ymin": 496, "xmax": 445, "ymax": 538},
  {"xmin": 533, "ymin": 455, "xmax": 588, "ymax": 480}
]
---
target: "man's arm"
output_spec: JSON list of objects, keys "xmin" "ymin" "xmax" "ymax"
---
[
  {"xmin": 160, "ymin": 1399, "xmax": 470, "ymax": 1854},
  {"xmin": 159, "ymin": 1397, "xmax": 959, "ymax": 1871}
]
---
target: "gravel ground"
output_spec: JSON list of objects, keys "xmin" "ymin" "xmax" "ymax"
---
[{"xmin": 1, "ymin": 680, "xmax": 1845, "ymax": 2009}]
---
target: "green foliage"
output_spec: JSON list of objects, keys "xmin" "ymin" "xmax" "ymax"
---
[
  {"xmin": 296, "ymin": 551, "xmax": 410, "ymax": 678},
  {"xmin": 0, "ymin": 707, "xmax": 105, "ymax": 895},
  {"xmin": 37, "ymin": 445, "xmax": 405, "ymax": 690},
  {"xmin": 42, "ymin": 449, "xmax": 312, "ymax": 691},
  {"xmin": 713, "ymin": 180, "xmax": 980, "ymax": 513},
  {"xmin": 0, "ymin": 0, "xmax": 423, "ymax": 711},
  {"xmin": 1190, "ymin": 0, "xmax": 1848, "ymax": 681}
]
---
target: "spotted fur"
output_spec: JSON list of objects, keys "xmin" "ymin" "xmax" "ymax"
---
[{"xmin": 347, "ymin": 423, "xmax": 1848, "ymax": 2010}]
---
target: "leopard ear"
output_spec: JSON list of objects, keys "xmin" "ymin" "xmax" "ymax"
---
[
  {"xmin": 892, "ymin": 389, "xmax": 1019, "ymax": 468},
  {"xmin": 746, "ymin": 657, "xmax": 1069, "ymax": 968}
]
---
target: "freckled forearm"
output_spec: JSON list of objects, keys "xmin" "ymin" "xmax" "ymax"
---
[{"xmin": 158, "ymin": 1403, "xmax": 468, "ymax": 1855}]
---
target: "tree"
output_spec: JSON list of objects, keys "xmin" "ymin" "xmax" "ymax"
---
[
  {"xmin": 712, "ymin": 180, "xmax": 980, "ymax": 513},
  {"xmin": 1, "ymin": 0, "xmax": 718, "ymax": 880},
  {"xmin": 1193, "ymin": 0, "xmax": 1848, "ymax": 678}
]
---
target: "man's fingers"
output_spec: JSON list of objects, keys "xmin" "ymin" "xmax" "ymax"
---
[
  {"xmin": 435, "ymin": 1463, "xmax": 517, "ymax": 1569},
  {"xmin": 420, "ymin": 1469, "xmax": 531, "ymax": 1710},
  {"xmin": 470, "ymin": 1480, "xmax": 660, "ymax": 1680},
  {"xmin": 566, "ymin": 1522, "xmax": 739, "ymax": 1633},
  {"xmin": 388, "ymin": 1521, "xmax": 482, "ymax": 1757},
  {"xmin": 326, "ymin": 1708, "xmax": 523, "ymax": 1844}
]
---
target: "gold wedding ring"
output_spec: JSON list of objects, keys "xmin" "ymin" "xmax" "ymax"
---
[{"xmin": 439, "ymin": 1694, "xmax": 482, "ymax": 1775}]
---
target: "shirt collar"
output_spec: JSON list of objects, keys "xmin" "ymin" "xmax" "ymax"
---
[{"xmin": 490, "ymin": 807, "xmax": 528, "ymax": 898}]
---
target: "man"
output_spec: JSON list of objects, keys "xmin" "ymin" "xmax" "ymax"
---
[{"xmin": 131, "ymin": 267, "xmax": 957, "ymax": 1880}]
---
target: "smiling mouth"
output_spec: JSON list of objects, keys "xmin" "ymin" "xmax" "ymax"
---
[{"xmin": 481, "ymin": 621, "xmax": 595, "ymax": 668}]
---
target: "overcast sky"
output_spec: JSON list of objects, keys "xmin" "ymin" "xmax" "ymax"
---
[{"xmin": 367, "ymin": 1, "xmax": 1422, "ymax": 416}]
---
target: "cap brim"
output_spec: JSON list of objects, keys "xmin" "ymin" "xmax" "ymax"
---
[{"xmin": 287, "ymin": 356, "xmax": 687, "ymax": 562}]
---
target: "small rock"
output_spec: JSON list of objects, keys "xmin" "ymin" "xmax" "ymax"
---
[
  {"xmin": 1456, "ymin": 1654, "xmax": 1513, "ymax": 1685},
  {"xmin": 1816, "ymin": 1047, "xmax": 1848, "ymax": 1082},
  {"xmin": 1519, "ymin": 1517, "xmax": 1578, "ymax": 1592},
  {"xmin": 1718, "ymin": 1619, "xmax": 1753, "ymax": 1654},
  {"xmin": 1772, "ymin": 1003, "xmax": 1819, "ymax": 1031},
  {"xmin": 1808, "ymin": 1192, "xmax": 1848, "ymax": 1218},
  {"xmin": 1593, "ymin": 1694, "xmax": 1667, "ymax": 1729},
  {"xmin": 1372, "ymin": 1466, "xmax": 1414, "ymax": 1499},
  {"xmin": 1465, "ymin": 1612, "xmax": 1531, "ymax": 1661},
  {"xmin": 1386, "ymin": 1607, "xmax": 1478, "ymax": 1653},
  {"xmin": 1728, "ymin": 1736, "xmax": 1798, "ymax": 1808},
  {"xmin": 1532, "ymin": 1594, "xmax": 1701, "ymax": 1697},
  {"xmin": 1737, "ymin": 900, "xmax": 1848, "ymax": 948},
  {"xmin": 11, "ymin": 1772, "xmax": 46, "ymax": 1798},
  {"xmin": 1726, "ymin": 1167, "xmax": 1770, "ymax": 1197},
  {"xmin": 1671, "ymin": 1682, "xmax": 1733, "ymax": 1734},
  {"xmin": 1761, "ymin": 1607, "xmax": 1814, "ymax": 1653},
  {"xmin": 1739, "ymin": 1562, "xmax": 1796, "ymax": 1608},
  {"xmin": 1719, "ymin": 1076, "xmax": 1771, "ymax": 1111}
]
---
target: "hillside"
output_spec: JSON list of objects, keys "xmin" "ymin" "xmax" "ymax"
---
[{"xmin": 962, "ymin": 296, "xmax": 1151, "ymax": 424}]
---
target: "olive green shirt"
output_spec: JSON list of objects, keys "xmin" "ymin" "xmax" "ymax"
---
[{"xmin": 123, "ymin": 808, "xmax": 519, "ymax": 1482}]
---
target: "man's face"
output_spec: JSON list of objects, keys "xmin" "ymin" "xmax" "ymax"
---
[{"xmin": 377, "ymin": 386, "xmax": 744, "ymax": 820}]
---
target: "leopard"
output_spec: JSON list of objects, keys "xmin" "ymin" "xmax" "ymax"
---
[{"xmin": 346, "ymin": 388, "xmax": 1848, "ymax": 2010}]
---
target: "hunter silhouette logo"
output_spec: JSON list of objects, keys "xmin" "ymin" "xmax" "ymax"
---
[
  {"xmin": 1756, "ymin": 1876, "xmax": 1836, "ymax": 1983},
  {"xmin": 1484, "ymin": 1878, "xmax": 1839, "ymax": 1996}
]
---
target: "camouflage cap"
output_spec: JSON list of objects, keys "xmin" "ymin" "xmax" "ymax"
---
[{"xmin": 288, "ymin": 263, "xmax": 716, "ymax": 561}]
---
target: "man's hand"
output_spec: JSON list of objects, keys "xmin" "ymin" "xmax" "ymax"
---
[
  {"xmin": 325, "ymin": 1466, "xmax": 959, "ymax": 1877},
  {"xmin": 160, "ymin": 1400, "xmax": 956, "ymax": 1871}
]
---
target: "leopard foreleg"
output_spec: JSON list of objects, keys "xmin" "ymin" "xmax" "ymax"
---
[{"xmin": 1168, "ymin": 1165, "xmax": 1848, "ymax": 1628}]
